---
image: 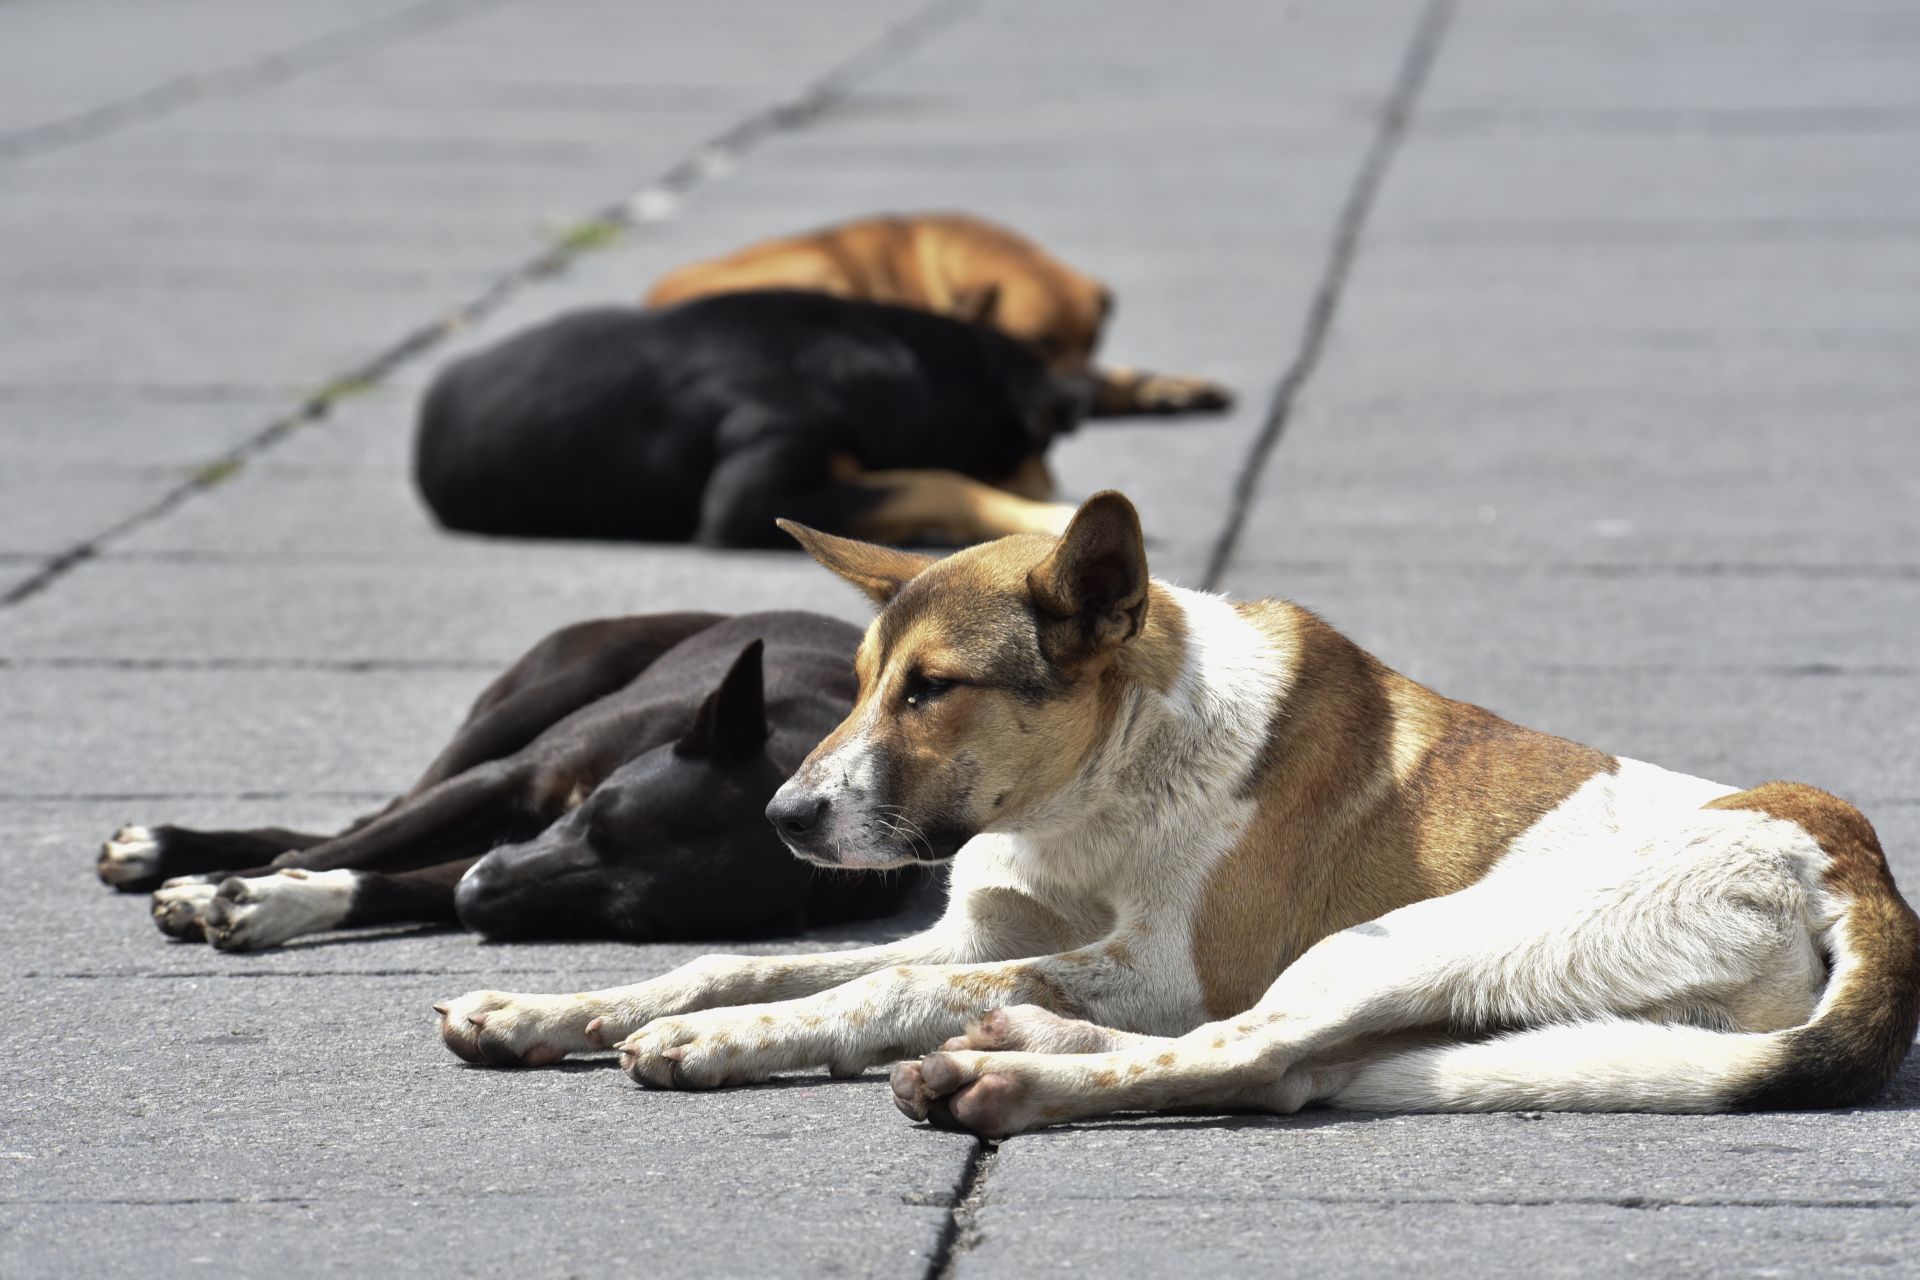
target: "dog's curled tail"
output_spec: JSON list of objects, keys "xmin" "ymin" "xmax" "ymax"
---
[{"xmin": 1339, "ymin": 785, "xmax": 1920, "ymax": 1115}]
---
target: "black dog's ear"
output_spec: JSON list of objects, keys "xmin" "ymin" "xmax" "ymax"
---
[
  {"xmin": 778, "ymin": 520, "xmax": 935, "ymax": 607},
  {"xmin": 678, "ymin": 640, "xmax": 769, "ymax": 761},
  {"xmin": 949, "ymin": 281, "xmax": 1001, "ymax": 328},
  {"xmin": 1027, "ymin": 491, "xmax": 1149, "ymax": 664}
]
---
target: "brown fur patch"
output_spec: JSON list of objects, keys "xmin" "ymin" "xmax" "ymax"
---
[
  {"xmin": 644, "ymin": 213, "xmax": 1112, "ymax": 374},
  {"xmin": 1021, "ymin": 970, "xmax": 1089, "ymax": 1021},
  {"xmin": 1708, "ymin": 783, "xmax": 1920, "ymax": 1107},
  {"xmin": 1190, "ymin": 602, "xmax": 1617, "ymax": 1018}
]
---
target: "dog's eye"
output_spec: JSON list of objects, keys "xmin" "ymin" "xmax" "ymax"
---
[{"xmin": 903, "ymin": 675, "xmax": 958, "ymax": 709}]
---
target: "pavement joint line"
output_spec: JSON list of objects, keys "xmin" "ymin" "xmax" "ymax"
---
[
  {"xmin": 1229, "ymin": 560, "xmax": 1920, "ymax": 580},
  {"xmin": 1417, "ymin": 105, "xmax": 1920, "ymax": 139},
  {"xmin": 0, "ymin": 1196, "xmax": 320, "ymax": 1208},
  {"xmin": 9, "ymin": 657, "xmax": 1920, "ymax": 679},
  {"xmin": 0, "ymin": 0, "xmax": 521, "ymax": 164},
  {"xmin": 0, "ymin": 0, "xmax": 976, "ymax": 612},
  {"xmin": 1199, "ymin": 0, "xmax": 1458, "ymax": 591},
  {"xmin": 70, "ymin": 552, "xmax": 1920, "ymax": 579},
  {"xmin": 0, "ymin": 656, "xmax": 501, "ymax": 672},
  {"xmin": 1373, "ymin": 217, "xmax": 1920, "ymax": 247},
  {"xmin": 922, "ymin": 1140, "xmax": 994, "ymax": 1280},
  {"xmin": 0, "ymin": 384, "xmax": 293, "ymax": 404},
  {"xmin": 20, "ymin": 968, "xmax": 590, "ymax": 981},
  {"xmin": 0, "ymin": 790, "xmax": 393, "ymax": 803},
  {"xmin": 941, "ymin": 1192, "xmax": 1920, "ymax": 1212},
  {"xmin": 17, "ymin": 790, "xmax": 1920, "ymax": 806},
  {"xmin": 6, "ymin": 1192, "xmax": 1910, "ymax": 1211}
]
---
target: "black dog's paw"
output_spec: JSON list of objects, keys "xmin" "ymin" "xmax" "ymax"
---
[{"xmin": 99, "ymin": 825, "xmax": 166, "ymax": 892}]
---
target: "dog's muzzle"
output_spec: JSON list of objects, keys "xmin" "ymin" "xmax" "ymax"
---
[{"xmin": 766, "ymin": 789, "xmax": 833, "ymax": 861}]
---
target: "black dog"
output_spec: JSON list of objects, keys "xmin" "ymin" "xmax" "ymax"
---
[
  {"xmin": 98, "ymin": 611, "xmax": 916, "ymax": 950},
  {"xmin": 414, "ymin": 291, "xmax": 1091, "ymax": 549}
]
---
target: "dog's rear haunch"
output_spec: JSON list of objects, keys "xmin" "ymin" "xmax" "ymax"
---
[
  {"xmin": 433, "ymin": 491, "xmax": 1918, "ymax": 1132},
  {"xmin": 101, "ymin": 611, "xmax": 917, "ymax": 951}
]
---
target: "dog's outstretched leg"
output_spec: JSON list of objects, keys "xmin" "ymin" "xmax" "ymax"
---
[
  {"xmin": 1090, "ymin": 365, "xmax": 1234, "ymax": 417},
  {"xmin": 200, "ymin": 858, "xmax": 474, "ymax": 952},
  {"xmin": 101, "ymin": 825, "xmax": 329, "ymax": 893},
  {"xmin": 835, "ymin": 464, "xmax": 1077, "ymax": 544}
]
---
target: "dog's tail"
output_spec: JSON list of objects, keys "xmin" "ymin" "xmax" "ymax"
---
[{"xmin": 1335, "ymin": 882, "xmax": 1920, "ymax": 1114}]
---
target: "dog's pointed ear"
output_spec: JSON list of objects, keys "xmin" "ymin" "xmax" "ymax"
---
[
  {"xmin": 1027, "ymin": 491, "xmax": 1149, "ymax": 663},
  {"xmin": 949, "ymin": 281, "xmax": 1001, "ymax": 328},
  {"xmin": 778, "ymin": 520, "xmax": 934, "ymax": 607},
  {"xmin": 677, "ymin": 640, "xmax": 769, "ymax": 761}
]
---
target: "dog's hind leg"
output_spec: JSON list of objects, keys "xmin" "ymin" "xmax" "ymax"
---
[
  {"xmin": 154, "ymin": 763, "xmax": 539, "ymax": 947},
  {"xmin": 271, "ymin": 763, "xmax": 537, "ymax": 876},
  {"xmin": 100, "ymin": 824, "xmax": 332, "ymax": 893},
  {"xmin": 829, "ymin": 462, "xmax": 1078, "ymax": 544},
  {"xmin": 1089, "ymin": 365, "xmax": 1234, "ymax": 417},
  {"xmin": 898, "ymin": 810, "xmax": 1835, "ymax": 1135},
  {"xmin": 201, "ymin": 857, "xmax": 475, "ymax": 952},
  {"xmin": 405, "ymin": 613, "xmax": 722, "ymax": 793}
]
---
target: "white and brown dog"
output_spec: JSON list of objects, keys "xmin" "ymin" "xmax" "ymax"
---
[{"xmin": 436, "ymin": 492, "xmax": 1920, "ymax": 1136}]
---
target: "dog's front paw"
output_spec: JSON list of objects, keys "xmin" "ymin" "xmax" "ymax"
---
[
  {"xmin": 202, "ymin": 868, "xmax": 354, "ymax": 952},
  {"xmin": 616, "ymin": 1011, "xmax": 784, "ymax": 1090},
  {"xmin": 99, "ymin": 825, "xmax": 163, "ymax": 891},
  {"xmin": 151, "ymin": 878, "xmax": 219, "ymax": 940},
  {"xmin": 891, "ymin": 1052, "xmax": 1035, "ymax": 1138},
  {"xmin": 435, "ymin": 991, "xmax": 584, "ymax": 1067},
  {"xmin": 937, "ymin": 1005, "xmax": 1134, "ymax": 1055}
]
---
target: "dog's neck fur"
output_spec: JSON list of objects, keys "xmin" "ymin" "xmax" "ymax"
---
[{"xmin": 961, "ymin": 583, "xmax": 1290, "ymax": 919}]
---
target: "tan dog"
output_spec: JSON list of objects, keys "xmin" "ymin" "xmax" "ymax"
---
[
  {"xmin": 435, "ymin": 493, "xmax": 1919, "ymax": 1138},
  {"xmin": 646, "ymin": 213, "xmax": 1232, "ymax": 418}
]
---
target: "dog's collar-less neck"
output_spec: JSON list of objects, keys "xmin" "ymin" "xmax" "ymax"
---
[{"xmin": 977, "ymin": 584, "xmax": 1288, "ymax": 897}]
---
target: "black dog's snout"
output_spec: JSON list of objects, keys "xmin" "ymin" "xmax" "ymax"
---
[{"xmin": 767, "ymin": 793, "xmax": 828, "ymax": 839}]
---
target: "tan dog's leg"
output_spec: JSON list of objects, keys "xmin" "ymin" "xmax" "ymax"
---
[
  {"xmin": 437, "ymin": 924, "xmax": 990, "ymax": 1067},
  {"xmin": 833, "ymin": 458, "xmax": 1075, "ymax": 544},
  {"xmin": 1092, "ymin": 365, "xmax": 1235, "ymax": 417}
]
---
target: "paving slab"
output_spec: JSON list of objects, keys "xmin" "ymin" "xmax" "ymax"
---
[
  {"xmin": 958, "ymin": 1197, "xmax": 1920, "ymax": 1280},
  {"xmin": 0, "ymin": 553, "xmax": 874, "ymax": 664},
  {"xmin": 0, "ymin": 0, "xmax": 424, "ymax": 137},
  {"xmin": 0, "ymin": 973, "xmax": 969, "ymax": 1273}
]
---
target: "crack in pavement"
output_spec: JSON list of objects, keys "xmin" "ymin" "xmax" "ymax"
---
[
  {"xmin": 0, "ymin": 0, "xmax": 518, "ymax": 164},
  {"xmin": 1200, "ymin": 0, "xmax": 1458, "ymax": 591},
  {"xmin": 922, "ymin": 1141, "xmax": 995, "ymax": 1280},
  {"xmin": 0, "ymin": 0, "xmax": 977, "ymax": 610}
]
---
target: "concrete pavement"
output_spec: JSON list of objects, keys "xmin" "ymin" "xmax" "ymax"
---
[{"xmin": 2, "ymin": 0, "xmax": 1916, "ymax": 1275}]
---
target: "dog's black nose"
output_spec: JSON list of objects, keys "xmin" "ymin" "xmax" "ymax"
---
[{"xmin": 767, "ymin": 793, "xmax": 828, "ymax": 839}]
